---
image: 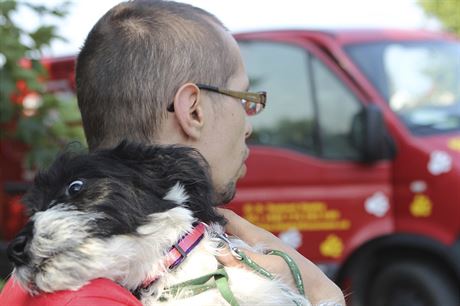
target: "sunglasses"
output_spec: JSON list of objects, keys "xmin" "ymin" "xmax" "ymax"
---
[{"xmin": 167, "ymin": 84, "xmax": 267, "ymax": 116}]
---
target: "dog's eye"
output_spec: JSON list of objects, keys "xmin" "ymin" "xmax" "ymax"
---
[{"xmin": 66, "ymin": 180, "xmax": 84, "ymax": 196}]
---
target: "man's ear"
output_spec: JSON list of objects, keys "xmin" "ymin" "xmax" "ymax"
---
[{"xmin": 172, "ymin": 83, "xmax": 205, "ymax": 140}]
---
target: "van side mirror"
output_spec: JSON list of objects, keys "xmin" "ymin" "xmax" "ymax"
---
[{"xmin": 351, "ymin": 104, "xmax": 397, "ymax": 163}]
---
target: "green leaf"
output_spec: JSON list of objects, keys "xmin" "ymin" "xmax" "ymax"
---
[
  {"xmin": 0, "ymin": 0, "xmax": 84, "ymax": 170},
  {"xmin": 30, "ymin": 25, "xmax": 57, "ymax": 49},
  {"xmin": 13, "ymin": 67, "xmax": 39, "ymax": 81},
  {"xmin": 30, "ymin": 59, "xmax": 47, "ymax": 75},
  {"xmin": 418, "ymin": 0, "xmax": 460, "ymax": 35},
  {"xmin": 0, "ymin": 1, "xmax": 17, "ymax": 18}
]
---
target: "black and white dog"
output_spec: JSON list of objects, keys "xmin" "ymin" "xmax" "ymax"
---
[{"xmin": 8, "ymin": 142, "xmax": 309, "ymax": 306}]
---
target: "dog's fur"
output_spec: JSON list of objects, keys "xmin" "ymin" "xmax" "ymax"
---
[{"xmin": 8, "ymin": 142, "xmax": 310, "ymax": 306}]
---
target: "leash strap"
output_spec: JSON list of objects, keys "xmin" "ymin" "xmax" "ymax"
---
[
  {"xmin": 160, "ymin": 267, "xmax": 239, "ymax": 306},
  {"xmin": 215, "ymin": 269, "xmax": 239, "ymax": 306},
  {"xmin": 266, "ymin": 250, "xmax": 305, "ymax": 296},
  {"xmin": 233, "ymin": 248, "xmax": 304, "ymax": 306},
  {"xmin": 157, "ymin": 233, "xmax": 305, "ymax": 306},
  {"xmin": 216, "ymin": 233, "xmax": 304, "ymax": 296},
  {"xmin": 232, "ymin": 248, "xmax": 275, "ymax": 280}
]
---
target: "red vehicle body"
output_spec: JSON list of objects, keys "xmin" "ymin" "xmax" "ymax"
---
[{"xmin": 1, "ymin": 29, "xmax": 459, "ymax": 306}]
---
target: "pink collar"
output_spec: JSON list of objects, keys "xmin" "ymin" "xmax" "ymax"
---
[
  {"xmin": 165, "ymin": 222, "xmax": 207, "ymax": 269},
  {"xmin": 140, "ymin": 222, "xmax": 207, "ymax": 288}
]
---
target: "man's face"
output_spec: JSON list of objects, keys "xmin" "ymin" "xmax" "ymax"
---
[{"xmin": 196, "ymin": 33, "xmax": 253, "ymax": 204}]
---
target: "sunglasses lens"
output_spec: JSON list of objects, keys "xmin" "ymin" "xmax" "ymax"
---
[{"xmin": 243, "ymin": 100, "xmax": 263, "ymax": 116}]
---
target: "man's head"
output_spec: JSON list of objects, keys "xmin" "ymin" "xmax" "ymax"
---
[
  {"xmin": 77, "ymin": 0, "xmax": 255, "ymax": 203},
  {"xmin": 77, "ymin": 0, "xmax": 238, "ymax": 150}
]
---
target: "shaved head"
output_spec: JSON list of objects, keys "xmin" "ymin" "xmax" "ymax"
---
[{"xmin": 76, "ymin": 0, "xmax": 239, "ymax": 150}]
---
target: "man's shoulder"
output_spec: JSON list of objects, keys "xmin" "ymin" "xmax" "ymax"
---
[{"xmin": 0, "ymin": 277, "xmax": 142, "ymax": 306}]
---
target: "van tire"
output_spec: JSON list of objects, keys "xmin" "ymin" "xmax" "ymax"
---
[{"xmin": 368, "ymin": 261, "xmax": 459, "ymax": 306}]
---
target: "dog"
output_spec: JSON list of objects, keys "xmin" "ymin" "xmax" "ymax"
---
[{"xmin": 7, "ymin": 141, "xmax": 310, "ymax": 306}]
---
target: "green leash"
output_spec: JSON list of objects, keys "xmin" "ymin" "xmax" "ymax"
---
[
  {"xmin": 159, "ymin": 248, "xmax": 305, "ymax": 306},
  {"xmin": 232, "ymin": 248, "xmax": 304, "ymax": 306},
  {"xmin": 266, "ymin": 250, "xmax": 305, "ymax": 296},
  {"xmin": 159, "ymin": 266, "xmax": 238, "ymax": 306}
]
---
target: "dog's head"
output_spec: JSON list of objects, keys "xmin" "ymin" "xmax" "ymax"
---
[{"xmin": 8, "ymin": 141, "xmax": 225, "ymax": 293}]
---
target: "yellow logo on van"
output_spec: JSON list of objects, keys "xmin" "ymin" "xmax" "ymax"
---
[
  {"xmin": 320, "ymin": 235, "xmax": 344, "ymax": 258},
  {"xmin": 448, "ymin": 137, "xmax": 460, "ymax": 152},
  {"xmin": 410, "ymin": 194, "xmax": 433, "ymax": 217},
  {"xmin": 242, "ymin": 202, "xmax": 351, "ymax": 232}
]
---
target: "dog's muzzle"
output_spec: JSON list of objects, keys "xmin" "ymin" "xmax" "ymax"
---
[{"xmin": 8, "ymin": 221, "xmax": 34, "ymax": 267}]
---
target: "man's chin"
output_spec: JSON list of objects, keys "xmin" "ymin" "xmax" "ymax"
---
[
  {"xmin": 216, "ymin": 181, "xmax": 237, "ymax": 205},
  {"xmin": 215, "ymin": 164, "xmax": 246, "ymax": 205},
  {"xmin": 239, "ymin": 164, "xmax": 247, "ymax": 179}
]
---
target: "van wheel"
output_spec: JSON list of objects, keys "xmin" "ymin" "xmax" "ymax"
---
[{"xmin": 368, "ymin": 261, "xmax": 459, "ymax": 306}]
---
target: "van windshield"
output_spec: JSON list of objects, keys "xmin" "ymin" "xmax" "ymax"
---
[{"xmin": 345, "ymin": 41, "xmax": 460, "ymax": 135}]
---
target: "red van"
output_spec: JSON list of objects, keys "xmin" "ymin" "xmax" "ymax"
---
[
  {"xmin": 1, "ymin": 29, "xmax": 459, "ymax": 306},
  {"xmin": 232, "ymin": 29, "xmax": 460, "ymax": 306}
]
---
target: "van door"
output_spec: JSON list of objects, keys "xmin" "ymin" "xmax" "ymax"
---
[{"xmin": 232, "ymin": 37, "xmax": 394, "ymax": 266}]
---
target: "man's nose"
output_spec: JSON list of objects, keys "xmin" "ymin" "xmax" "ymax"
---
[{"xmin": 8, "ymin": 232, "xmax": 31, "ymax": 267}]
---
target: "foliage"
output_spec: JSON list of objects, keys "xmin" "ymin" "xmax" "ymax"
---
[
  {"xmin": 418, "ymin": 0, "xmax": 460, "ymax": 36},
  {"xmin": 0, "ymin": 0, "xmax": 85, "ymax": 172}
]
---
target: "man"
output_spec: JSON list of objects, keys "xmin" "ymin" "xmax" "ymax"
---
[{"xmin": 1, "ymin": 1, "xmax": 345, "ymax": 305}]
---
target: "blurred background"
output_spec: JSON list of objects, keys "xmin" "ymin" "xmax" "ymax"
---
[
  {"xmin": 1, "ymin": 1, "xmax": 459, "ymax": 305},
  {"xmin": 8, "ymin": 0, "xmax": 446, "ymax": 57}
]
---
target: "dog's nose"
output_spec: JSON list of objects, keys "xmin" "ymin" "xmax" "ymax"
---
[{"xmin": 7, "ymin": 234, "xmax": 30, "ymax": 266}]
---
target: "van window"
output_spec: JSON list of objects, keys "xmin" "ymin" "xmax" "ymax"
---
[
  {"xmin": 311, "ymin": 57, "xmax": 363, "ymax": 159},
  {"xmin": 239, "ymin": 41, "xmax": 317, "ymax": 155},
  {"xmin": 346, "ymin": 41, "xmax": 460, "ymax": 135},
  {"xmin": 239, "ymin": 41, "xmax": 363, "ymax": 160}
]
